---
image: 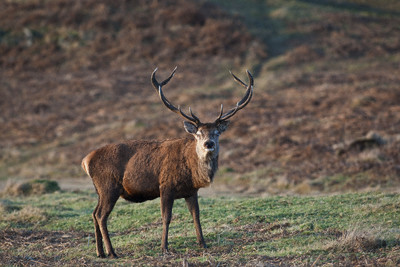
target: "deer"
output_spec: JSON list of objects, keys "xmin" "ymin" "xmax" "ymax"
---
[{"xmin": 81, "ymin": 67, "xmax": 253, "ymax": 258}]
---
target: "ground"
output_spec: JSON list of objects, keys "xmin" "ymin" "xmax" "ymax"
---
[
  {"xmin": 1, "ymin": 191, "xmax": 399, "ymax": 266},
  {"xmin": 0, "ymin": 1, "xmax": 400, "ymax": 264}
]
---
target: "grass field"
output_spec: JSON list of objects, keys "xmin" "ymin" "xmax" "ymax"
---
[
  {"xmin": 1, "ymin": 190, "xmax": 399, "ymax": 266},
  {"xmin": 1, "ymin": 0, "xmax": 399, "ymax": 265}
]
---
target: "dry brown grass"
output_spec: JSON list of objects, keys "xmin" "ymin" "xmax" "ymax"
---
[
  {"xmin": 2, "ymin": 179, "xmax": 60, "ymax": 197},
  {"xmin": 0, "ymin": 0, "xmax": 399, "ymax": 195},
  {"xmin": 4, "ymin": 206, "xmax": 47, "ymax": 225},
  {"xmin": 325, "ymin": 227, "xmax": 388, "ymax": 253},
  {"xmin": 0, "ymin": 0, "xmax": 266, "ymax": 73}
]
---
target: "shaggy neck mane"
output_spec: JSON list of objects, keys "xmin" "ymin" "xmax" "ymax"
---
[
  {"xmin": 199, "ymin": 153, "xmax": 218, "ymax": 181},
  {"xmin": 185, "ymin": 139, "xmax": 218, "ymax": 188}
]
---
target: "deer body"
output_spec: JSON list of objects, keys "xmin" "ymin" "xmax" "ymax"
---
[
  {"xmin": 84, "ymin": 137, "xmax": 217, "ymax": 203},
  {"xmin": 82, "ymin": 68, "xmax": 253, "ymax": 258}
]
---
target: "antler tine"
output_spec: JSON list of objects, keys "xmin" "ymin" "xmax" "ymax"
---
[
  {"xmin": 189, "ymin": 107, "xmax": 201, "ymax": 124},
  {"xmin": 215, "ymin": 104, "xmax": 224, "ymax": 121},
  {"xmin": 152, "ymin": 67, "xmax": 200, "ymax": 125},
  {"xmin": 151, "ymin": 66, "xmax": 177, "ymax": 90},
  {"xmin": 178, "ymin": 106, "xmax": 200, "ymax": 125},
  {"xmin": 215, "ymin": 70, "xmax": 254, "ymax": 122},
  {"xmin": 229, "ymin": 70, "xmax": 247, "ymax": 88}
]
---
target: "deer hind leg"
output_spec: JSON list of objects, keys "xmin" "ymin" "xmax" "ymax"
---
[
  {"xmin": 92, "ymin": 203, "xmax": 105, "ymax": 258},
  {"xmin": 93, "ymin": 189, "xmax": 120, "ymax": 258},
  {"xmin": 185, "ymin": 194, "xmax": 206, "ymax": 248},
  {"xmin": 160, "ymin": 189, "xmax": 174, "ymax": 253}
]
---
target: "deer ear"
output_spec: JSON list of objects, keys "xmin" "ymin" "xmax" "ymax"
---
[
  {"xmin": 184, "ymin": 121, "xmax": 198, "ymax": 134},
  {"xmin": 217, "ymin": 120, "xmax": 230, "ymax": 133}
]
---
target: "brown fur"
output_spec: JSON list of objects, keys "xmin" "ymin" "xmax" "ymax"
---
[{"xmin": 82, "ymin": 136, "xmax": 217, "ymax": 258}]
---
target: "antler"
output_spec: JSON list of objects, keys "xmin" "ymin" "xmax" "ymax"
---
[
  {"xmin": 151, "ymin": 67, "xmax": 201, "ymax": 125},
  {"xmin": 215, "ymin": 70, "xmax": 254, "ymax": 122}
]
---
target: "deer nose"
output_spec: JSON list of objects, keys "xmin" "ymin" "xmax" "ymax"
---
[{"xmin": 204, "ymin": 141, "xmax": 215, "ymax": 150}]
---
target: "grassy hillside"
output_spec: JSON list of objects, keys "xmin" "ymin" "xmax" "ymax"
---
[
  {"xmin": 0, "ymin": 190, "xmax": 399, "ymax": 265},
  {"xmin": 1, "ymin": 1, "xmax": 399, "ymax": 265},
  {"xmin": 1, "ymin": 0, "xmax": 399, "ymax": 194},
  {"xmin": 206, "ymin": 0, "xmax": 400, "ymax": 193}
]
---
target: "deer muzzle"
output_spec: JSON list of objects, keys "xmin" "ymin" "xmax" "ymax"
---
[{"xmin": 204, "ymin": 140, "xmax": 215, "ymax": 151}]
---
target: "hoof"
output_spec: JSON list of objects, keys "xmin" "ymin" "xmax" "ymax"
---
[
  {"xmin": 108, "ymin": 253, "xmax": 118, "ymax": 259},
  {"xmin": 162, "ymin": 248, "xmax": 171, "ymax": 255}
]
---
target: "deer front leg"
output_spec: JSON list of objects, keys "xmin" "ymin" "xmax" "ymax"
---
[
  {"xmin": 160, "ymin": 189, "xmax": 174, "ymax": 253},
  {"xmin": 185, "ymin": 194, "xmax": 206, "ymax": 248}
]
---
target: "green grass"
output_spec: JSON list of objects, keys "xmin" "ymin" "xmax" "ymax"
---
[{"xmin": 1, "ymin": 191, "xmax": 399, "ymax": 265}]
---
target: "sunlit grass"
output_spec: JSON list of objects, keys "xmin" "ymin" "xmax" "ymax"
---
[{"xmin": 1, "ymin": 191, "xmax": 399, "ymax": 265}]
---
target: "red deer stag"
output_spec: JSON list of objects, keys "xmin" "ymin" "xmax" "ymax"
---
[{"xmin": 81, "ymin": 67, "xmax": 253, "ymax": 258}]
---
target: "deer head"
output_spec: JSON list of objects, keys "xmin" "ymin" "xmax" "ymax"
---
[{"xmin": 151, "ymin": 67, "xmax": 253, "ymax": 160}]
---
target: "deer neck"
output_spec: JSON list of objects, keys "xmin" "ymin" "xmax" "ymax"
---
[
  {"xmin": 199, "ymin": 152, "xmax": 218, "ymax": 180},
  {"xmin": 191, "ymin": 140, "xmax": 219, "ymax": 188}
]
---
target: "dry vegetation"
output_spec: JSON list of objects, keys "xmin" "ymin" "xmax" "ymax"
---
[
  {"xmin": 1, "ymin": 179, "xmax": 60, "ymax": 196},
  {"xmin": 1, "ymin": 2, "xmax": 399, "ymax": 265},
  {"xmin": 0, "ymin": 0, "xmax": 399, "ymax": 195}
]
